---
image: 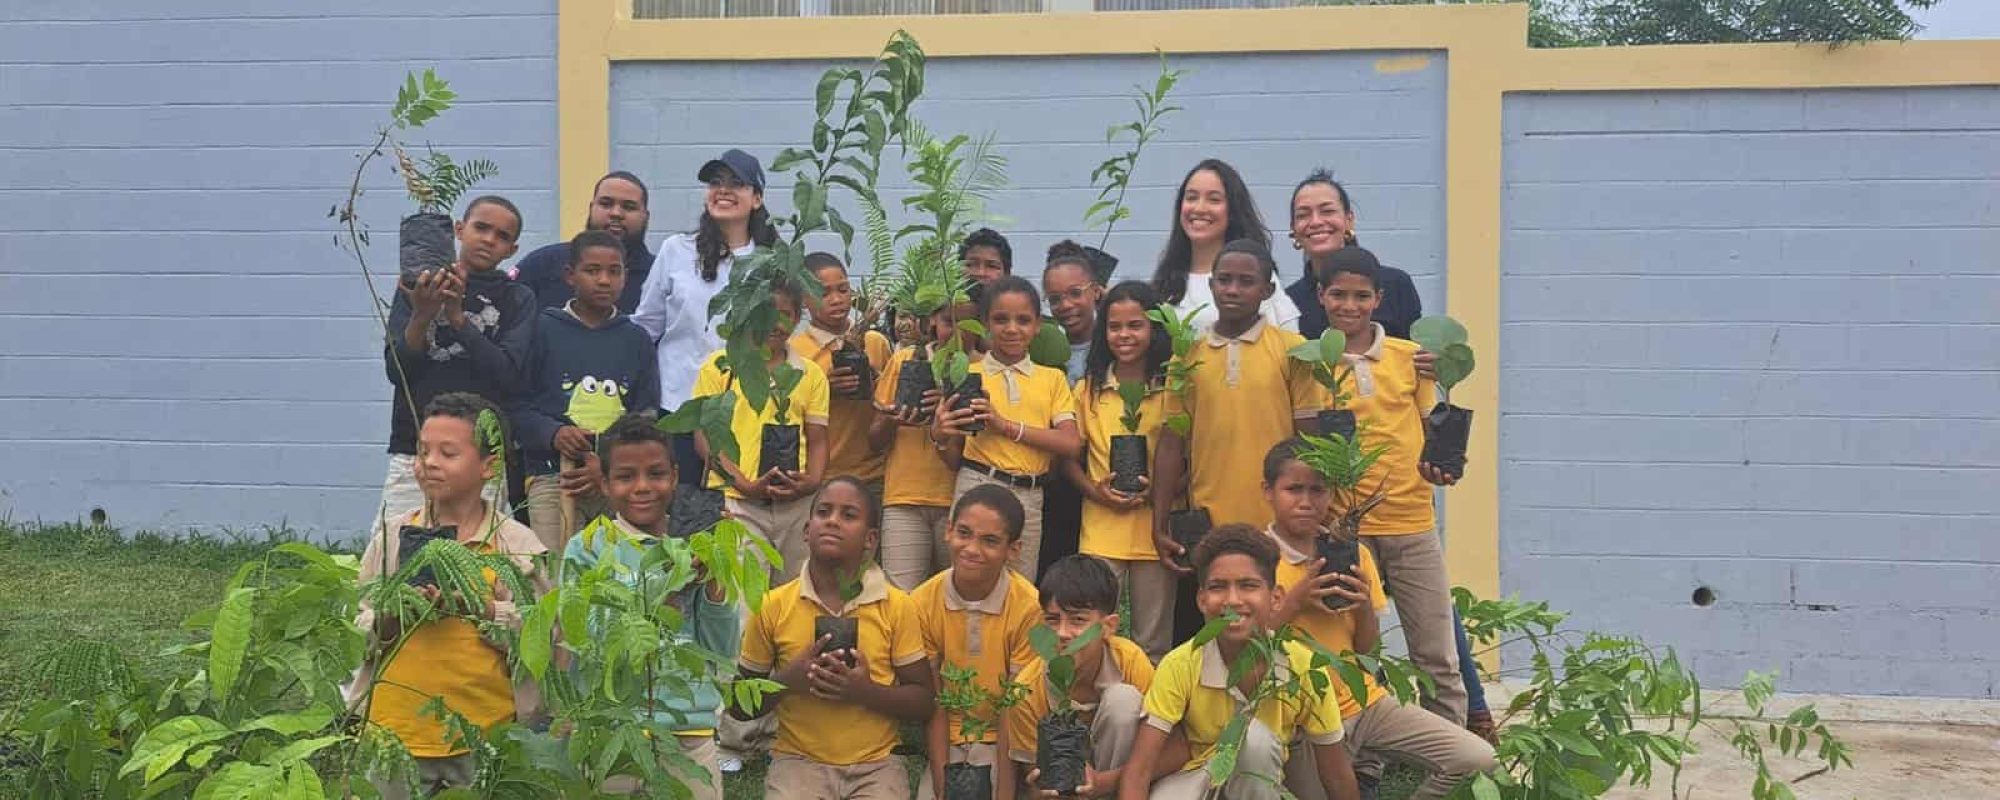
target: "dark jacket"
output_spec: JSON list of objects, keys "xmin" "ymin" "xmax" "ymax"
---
[
  {"xmin": 510, "ymin": 306, "xmax": 661, "ymax": 476},
  {"xmin": 512, "ymin": 237, "xmax": 655, "ymax": 314},
  {"xmin": 383, "ymin": 268, "xmax": 538, "ymax": 455},
  {"xmin": 1285, "ymin": 261, "xmax": 1423, "ymax": 340}
]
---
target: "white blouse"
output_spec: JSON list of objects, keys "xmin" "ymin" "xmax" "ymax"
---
[{"xmin": 632, "ymin": 233, "xmax": 754, "ymax": 411}]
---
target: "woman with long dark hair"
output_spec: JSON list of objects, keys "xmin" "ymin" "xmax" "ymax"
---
[
  {"xmin": 1148, "ymin": 158, "xmax": 1299, "ymax": 331},
  {"xmin": 1282, "ymin": 168, "xmax": 1423, "ymax": 339},
  {"xmin": 632, "ymin": 149, "xmax": 779, "ymax": 482}
]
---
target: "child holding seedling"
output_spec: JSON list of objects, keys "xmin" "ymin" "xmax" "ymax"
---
[
  {"xmin": 934, "ymin": 276, "xmax": 1083, "ymax": 580},
  {"xmin": 1121, "ymin": 525, "xmax": 1359, "ymax": 800},
  {"xmin": 380, "ymin": 196, "xmax": 535, "ymax": 526},
  {"xmin": 1312, "ymin": 250, "xmax": 1467, "ymax": 725},
  {"xmin": 1001, "ymin": 554, "xmax": 1157, "ymax": 800},
  {"xmin": 692, "ymin": 279, "xmax": 830, "ymax": 583},
  {"xmin": 1151, "ymin": 240, "xmax": 1323, "ymax": 641},
  {"xmin": 1259, "ymin": 439, "xmax": 1494, "ymax": 800},
  {"xmin": 1066, "ymin": 281, "xmax": 1177, "ymax": 659},
  {"xmin": 733, "ymin": 477, "xmax": 936, "ymax": 800},
  {"xmin": 563, "ymin": 414, "xmax": 735, "ymax": 800},
  {"xmin": 871, "ymin": 302, "xmax": 972, "ymax": 590},
  {"xmin": 795, "ymin": 253, "xmax": 893, "ymax": 495},
  {"xmin": 352, "ymin": 392, "xmax": 549, "ymax": 800},
  {"xmin": 913, "ymin": 485, "xmax": 1043, "ymax": 800},
  {"xmin": 513, "ymin": 230, "xmax": 661, "ymax": 550}
]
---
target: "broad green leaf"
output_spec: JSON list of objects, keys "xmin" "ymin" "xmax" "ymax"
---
[
  {"xmin": 282, "ymin": 763, "xmax": 327, "ymax": 800},
  {"xmin": 519, "ymin": 589, "xmax": 557, "ymax": 679},
  {"xmin": 193, "ymin": 761, "xmax": 283, "ymax": 800},
  {"xmin": 1028, "ymin": 624, "xmax": 1060, "ymax": 663},
  {"xmin": 238, "ymin": 706, "xmax": 335, "ymax": 736},
  {"xmin": 208, "ymin": 587, "xmax": 254, "ymax": 704},
  {"xmin": 1188, "ymin": 613, "xmax": 1232, "ymax": 649},
  {"xmin": 1061, "ymin": 622, "xmax": 1105, "ymax": 657},
  {"xmin": 1287, "ymin": 339, "xmax": 1322, "ymax": 363},
  {"xmin": 815, "ymin": 70, "xmax": 844, "ymax": 117},
  {"xmin": 1410, "ymin": 315, "xmax": 1468, "ymax": 353},
  {"xmin": 1469, "ymin": 772, "xmax": 1502, "ymax": 800},
  {"xmin": 121, "ymin": 715, "xmax": 232, "ymax": 783},
  {"xmin": 1205, "ymin": 714, "xmax": 1250, "ymax": 786},
  {"xmin": 263, "ymin": 735, "xmax": 346, "ymax": 767},
  {"xmin": 1318, "ymin": 329, "xmax": 1345, "ymax": 366}
]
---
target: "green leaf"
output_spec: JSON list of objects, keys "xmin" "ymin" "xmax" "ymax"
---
[
  {"xmin": 192, "ymin": 761, "xmax": 283, "ymax": 800},
  {"xmin": 1205, "ymin": 713, "xmax": 1250, "ymax": 786},
  {"xmin": 1437, "ymin": 342, "xmax": 1476, "ymax": 391},
  {"xmin": 794, "ymin": 179, "xmax": 827, "ymax": 231},
  {"xmin": 1547, "ymin": 728, "xmax": 1602, "ymax": 757},
  {"xmin": 1287, "ymin": 339, "xmax": 1323, "ymax": 364},
  {"xmin": 1188, "ymin": 613, "xmax": 1232, "ymax": 649},
  {"xmin": 1061, "ymin": 621, "xmax": 1105, "ymax": 657},
  {"xmin": 262, "ymin": 735, "xmax": 346, "ymax": 767},
  {"xmin": 1028, "ymin": 624, "xmax": 1060, "ymax": 663},
  {"xmin": 1410, "ymin": 315, "xmax": 1468, "ymax": 353},
  {"xmin": 208, "ymin": 586, "xmax": 254, "ymax": 705},
  {"xmin": 519, "ymin": 588, "xmax": 557, "ymax": 679},
  {"xmin": 770, "ymin": 147, "xmax": 816, "ymax": 174},
  {"xmin": 655, "ymin": 396, "xmax": 708, "ymax": 434},
  {"xmin": 239, "ymin": 706, "xmax": 335, "ymax": 737},
  {"xmin": 121, "ymin": 715, "xmax": 232, "ymax": 783},
  {"xmin": 1319, "ymin": 329, "xmax": 1345, "ymax": 366},
  {"xmin": 815, "ymin": 69, "xmax": 844, "ymax": 117},
  {"xmin": 1469, "ymin": 772, "xmax": 1503, "ymax": 800}
]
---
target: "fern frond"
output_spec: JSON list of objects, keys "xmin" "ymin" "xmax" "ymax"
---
[{"xmin": 32, "ymin": 640, "xmax": 137, "ymax": 699}]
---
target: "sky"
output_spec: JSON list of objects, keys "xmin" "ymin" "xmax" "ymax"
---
[{"xmin": 1911, "ymin": 2, "xmax": 2000, "ymax": 39}]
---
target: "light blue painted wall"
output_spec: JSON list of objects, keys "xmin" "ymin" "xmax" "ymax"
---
[
  {"xmin": 1499, "ymin": 87, "xmax": 2000, "ymax": 697},
  {"xmin": 0, "ymin": 1, "xmax": 559, "ymax": 539},
  {"xmin": 609, "ymin": 50, "xmax": 1448, "ymax": 304}
]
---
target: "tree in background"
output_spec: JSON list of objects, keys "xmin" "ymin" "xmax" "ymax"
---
[{"xmin": 1311, "ymin": 0, "xmax": 1944, "ymax": 47}]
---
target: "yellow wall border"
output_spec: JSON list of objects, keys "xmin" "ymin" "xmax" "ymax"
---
[{"xmin": 559, "ymin": 3, "xmax": 2000, "ymax": 646}]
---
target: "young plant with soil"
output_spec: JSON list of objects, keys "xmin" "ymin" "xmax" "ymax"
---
[
  {"xmin": 1027, "ymin": 621, "xmax": 1106, "ymax": 795},
  {"xmin": 936, "ymin": 664, "xmax": 1028, "ymax": 800},
  {"xmin": 759, "ymin": 363, "xmax": 808, "ymax": 475},
  {"xmin": 1287, "ymin": 329, "xmax": 1358, "ymax": 440},
  {"xmin": 1108, "ymin": 379, "xmax": 1153, "ymax": 495},
  {"xmin": 1146, "ymin": 304, "xmax": 1208, "ymax": 567},
  {"xmin": 929, "ymin": 320, "xmax": 987, "ymax": 434},
  {"xmin": 812, "ymin": 565, "xmax": 868, "ymax": 668},
  {"xmin": 1292, "ymin": 432, "xmax": 1390, "ymax": 612},
  {"xmin": 1410, "ymin": 315, "xmax": 1476, "ymax": 481}
]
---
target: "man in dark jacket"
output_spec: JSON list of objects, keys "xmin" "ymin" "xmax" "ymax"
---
[{"xmin": 513, "ymin": 171, "xmax": 654, "ymax": 313}]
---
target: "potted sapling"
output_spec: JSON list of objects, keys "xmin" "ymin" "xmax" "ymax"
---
[
  {"xmin": 760, "ymin": 363, "xmax": 807, "ymax": 476},
  {"xmin": 1294, "ymin": 432, "xmax": 1390, "ymax": 612},
  {"xmin": 936, "ymin": 665, "xmax": 1028, "ymax": 800},
  {"xmin": 833, "ymin": 269, "xmax": 893, "ymax": 400},
  {"xmin": 932, "ymin": 321, "xmax": 987, "ymax": 434},
  {"xmin": 398, "ymin": 406, "xmax": 507, "ymax": 586},
  {"xmin": 1411, "ymin": 315, "xmax": 1476, "ymax": 481},
  {"xmin": 886, "ymin": 251, "xmax": 972, "ymax": 422},
  {"xmin": 1288, "ymin": 329, "xmax": 1357, "ymax": 439},
  {"xmin": 1148, "ymin": 304, "xmax": 1208, "ymax": 569},
  {"xmin": 1108, "ymin": 379, "xmax": 1152, "ymax": 495},
  {"xmin": 813, "ymin": 565, "xmax": 867, "ymax": 668},
  {"xmin": 1029, "ymin": 621, "xmax": 1106, "ymax": 795},
  {"xmin": 393, "ymin": 123, "xmax": 497, "ymax": 288}
]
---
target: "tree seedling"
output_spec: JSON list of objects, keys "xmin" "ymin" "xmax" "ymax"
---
[
  {"xmin": 1287, "ymin": 329, "xmax": 1357, "ymax": 439},
  {"xmin": 388, "ymin": 71, "xmax": 496, "ymax": 290},
  {"xmin": 812, "ymin": 565, "xmax": 868, "ymax": 669},
  {"xmin": 1147, "ymin": 304, "xmax": 1207, "ymax": 566},
  {"xmin": 1108, "ymin": 379, "xmax": 1152, "ymax": 495},
  {"xmin": 1292, "ymin": 432, "xmax": 1390, "ymax": 611},
  {"xmin": 1410, "ymin": 315, "xmax": 1476, "ymax": 481},
  {"xmin": 937, "ymin": 664, "xmax": 1028, "ymax": 800},
  {"xmin": 1028, "ymin": 621, "xmax": 1105, "ymax": 796},
  {"xmin": 930, "ymin": 320, "xmax": 988, "ymax": 433},
  {"xmin": 759, "ymin": 363, "xmax": 807, "ymax": 475}
]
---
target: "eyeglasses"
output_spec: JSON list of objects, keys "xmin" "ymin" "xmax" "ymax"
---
[
  {"xmin": 706, "ymin": 176, "xmax": 749, "ymax": 191},
  {"xmin": 1048, "ymin": 284, "xmax": 1097, "ymax": 305}
]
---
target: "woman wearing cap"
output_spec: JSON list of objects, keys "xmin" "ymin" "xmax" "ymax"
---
[{"xmin": 633, "ymin": 149, "xmax": 779, "ymax": 483}]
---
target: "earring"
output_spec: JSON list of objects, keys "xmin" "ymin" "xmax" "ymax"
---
[
  {"xmin": 1290, "ymin": 236, "xmax": 1303, "ymax": 251},
  {"xmin": 1344, "ymin": 231, "xmax": 1357, "ymax": 245}
]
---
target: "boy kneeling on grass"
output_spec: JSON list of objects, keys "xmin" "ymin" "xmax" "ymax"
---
[
  {"xmin": 563, "ymin": 414, "xmax": 736, "ymax": 799},
  {"xmin": 352, "ymin": 392, "xmax": 550, "ymax": 800},
  {"xmin": 913, "ymin": 485, "xmax": 1044, "ymax": 799},
  {"xmin": 1001, "ymin": 554, "xmax": 1158, "ymax": 799},
  {"xmin": 732, "ymin": 477, "xmax": 937, "ymax": 800},
  {"xmin": 1260, "ymin": 439, "xmax": 1494, "ymax": 800},
  {"xmin": 1121, "ymin": 525, "xmax": 1360, "ymax": 800}
]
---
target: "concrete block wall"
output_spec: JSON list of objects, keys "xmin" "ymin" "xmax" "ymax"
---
[
  {"xmin": 1499, "ymin": 87, "xmax": 2000, "ymax": 697},
  {"xmin": 0, "ymin": 1, "xmax": 559, "ymax": 539},
  {"xmin": 609, "ymin": 50, "xmax": 1448, "ymax": 304}
]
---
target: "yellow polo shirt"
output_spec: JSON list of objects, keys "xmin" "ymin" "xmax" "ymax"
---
[
  {"xmin": 874, "ymin": 346, "xmax": 958, "ymax": 508},
  {"xmin": 1075, "ymin": 376, "xmax": 1175, "ymax": 561},
  {"xmin": 911, "ymin": 568, "xmax": 1043, "ymax": 747},
  {"xmin": 1003, "ymin": 634, "xmax": 1156, "ymax": 763},
  {"xmin": 691, "ymin": 349, "xmax": 831, "ymax": 499},
  {"xmin": 1338, "ymin": 327, "xmax": 1438, "ymax": 534},
  {"xmin": 1267, "ymin": 527, "xmax": 1389, "ymax": 718},
  {"xmin": 792, "ymin": 326, "xmax": 892, "ymax": 484},
  {"xmin": 962, "ymin": 354, "xmax": 1077, "ymax": 477},
  {"xmin": 1143, "ymin": 638, "xmax": 1345, "ymax": 772},
  {"xmin": 738, "ymin": 563, "xmax": 928, "ymax": 765},
  {"xmin": 1182, "ymin": 319, "xmax": 1324, "ymax": 529}
]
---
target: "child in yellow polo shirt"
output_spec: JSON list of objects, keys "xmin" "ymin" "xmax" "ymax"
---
[
  {"xmin": 1151, "ymin": 239, "xmax": 1323, "ymax": 642},
  {"xmin": 1314, "ymin": 249, "xmax": 1467, "ymax": 725},
  {"xmin": 733, "ymin": 477, "xmax": 936, "ymax": 800},
  {"xmin": 353, "ymin": 393, "xmax": 550, "ymax": 800},
  {"xmin": 912, "ymin": 485, "xmax": 1043, "ymax": 799},
  {"xmin": 795, "ymin": 253, "xmax": 892, "ymax": 491},
  {"xmin": 1001, "ymin": 554, "xmax": 1157, "ymax": 799},
  {"xmin": 1260, "ymin": 439, "xmax": 1493, "ymax": 800},
  {"xmin": 870, "ymin": 303, "xmax": 972, "ymax": 590},
  {"xmin": 1065, "ymin": 280, "xmax": 1178, "ymax": 659},
  {"xmin": 1121, "ymin": 525, "xmax": 1359, "ymax": 800},
  {"xmin": 692, "ymin": 279, "xmax": 831, "ymax": 583},
  {"xmin": 934, "ymin": 276, "xmax": 1083, "ymax": 580}
]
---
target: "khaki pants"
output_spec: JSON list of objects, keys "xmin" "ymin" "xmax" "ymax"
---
[
  {"xmin": 1147, "ymin": 719, "xmax": 1284, "ymax": 800},
  {"xmin": 765, "ymin": 752, "xmax": 910, "ymax": 800},
  {"xmin": 1364, "ymin": 530, "xmax": 1468, "ymax": 724},
  {"xmin": 728, "ymin": 495, "xmax": 814, "ymax": 583},
  {"xmin": 1336, "ymin": 696, "xmax": 1495, "ymax": 800},
  {"xmin": 953, "ymin": 469, "xmax": 1046, "ymax": 581},
  {"xmin": 376, "ymin": 453, "xmax": 425, "ymax": 528},
  {"xmin": 1104, "ymin": 558, "xmax": 1175, "ymax": 661},
  {"xmin": 372, "ymin": 753, "xmax": 474, "ymax": 800},
  {"xmin": 880, "ymin": 504, "xmax": 951, "ymax": 591},
  {"xmin": 525, "ymin": 473, "xmax": 608, "ymax": 552},
  {"xmin": 601, "ymin": 734, "xmax": 723, "ymax": 800}
]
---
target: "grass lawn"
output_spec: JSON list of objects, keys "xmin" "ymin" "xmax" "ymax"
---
[{"xmin": 0, "ymin": 521, "xmax": 1420, "ymax": 799}]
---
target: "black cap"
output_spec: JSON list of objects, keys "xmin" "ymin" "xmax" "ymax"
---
[{"xmin": 697, "ymin": 149, "xmax": 765, "ymax": 193}]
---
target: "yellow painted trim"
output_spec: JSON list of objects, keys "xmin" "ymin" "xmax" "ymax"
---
[{"xmin": 558, "ymin": 2, "xmax": 2000, "ymax": 672}]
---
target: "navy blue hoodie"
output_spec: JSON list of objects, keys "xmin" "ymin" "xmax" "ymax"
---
[
  {"xmin": 511, "ymin": 305, "xmax": 661, "ymax": 476},
  {"xmin": 384, "ymin": 268, "xmax": 538, "ymax": 455}
]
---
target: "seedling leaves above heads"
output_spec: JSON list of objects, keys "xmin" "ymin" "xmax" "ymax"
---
[{"xmin": 1410, "ymin": 315, "xmax": 1475, "ymax": 393}]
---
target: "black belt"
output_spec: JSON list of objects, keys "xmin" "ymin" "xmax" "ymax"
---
[{"xmin": 962, "ymin": 459, "xmax": 1044, "ymax": 490}]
